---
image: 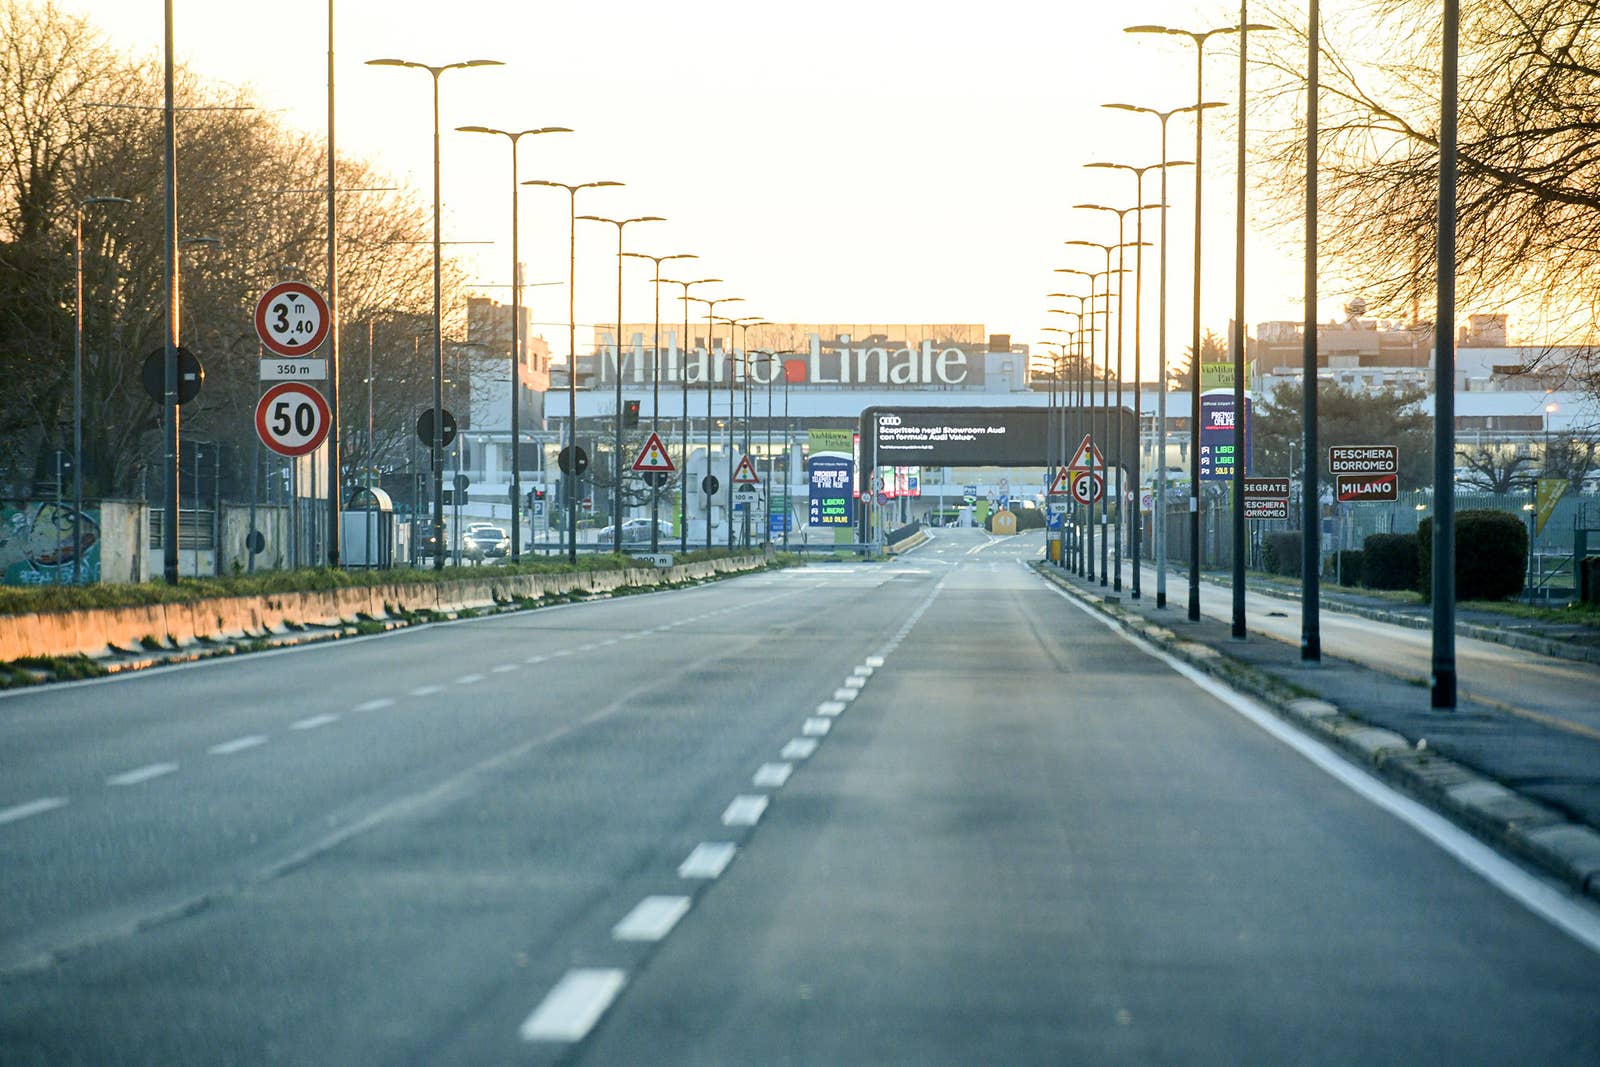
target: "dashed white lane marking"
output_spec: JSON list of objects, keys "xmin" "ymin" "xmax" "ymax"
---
[
  {"xmin": 106, "ymin": 762, "xmax": 180, "ymax": 787},
  {"xmin": 753, "ymin": 762, "xmax": 793, "ymax": 788},
  {"xmin": 802, "ymin": 718, "xmax": 832, "ymax": 736},
  {"xmin": 353, "ymin": 698, "xmax": 394, "ymax": 712},
  {"xmin": 411, "ymin": 684, "xmax": 444, "ymax": 697},
  {"xmin": 620, "ymin": 633, "xmax": 639, "ymax": 641},
  {"xmin": 721, "ymin": 794, "xmax": 769, "ymax": 827},
  {"xmin": 208, "ymin": 735, "xmax": 267, "ymax": 756},
  {"xmin": 455, "ymin": 673, "xmax": 485, "ymax": 686},
  {"xmin": 612, "ymin": 895, "xmax": 692, "ymax": 942},
  {"xmin": 491, "ymin": 664, "xmax": 519, "ymax": 674},
  {"xmin": 816, "ymin": 701, "xmax": 847, "ymax": 717},
  {"xmin": 0, "ymin": 797, "xmax": 67, "ymax": 825},
  {"xmin": 832, "ymin": 688, "xmax": 858, "ymax": 703},
  {"xmin": 865, "ymin": 655, "xmax": 885, "ymax": 667},
  {"xmin": 852, "ymin": 665, "xmax": 874, "ymax": 677},
  {"xmin": 781, "ymin": 738, "xmax": 820, "ymax": 760},
  {"xmin": 519, "ymin": 968, "xmax": 628, "ymax": 1043},
  {"xmin": 843, "ymin": 676, "xmax": 867, "ymax": 690},
  {"xmin": 292, "ymin": 714, "xmax": 340, "ymax": 731},
  {"xmin": 678, "ymin": 842, "xmax": 737, "ymax": 879},
  {"xmin": 525, "ymin": 655, "xmax": 548, "ymax": 664},
  {"xmin": 598, "ymin": 639, "xmax": 618, "ymax": 647}
]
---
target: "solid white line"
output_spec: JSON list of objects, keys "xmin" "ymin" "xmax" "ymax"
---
[
  {"xmin": 0, "ymin": 797, "xmax": 68, "ymax": 825},
  {"xmin": 678, "ymin": 841, "xmax": 737, "ymax": 879},
  {"xmin": 454, "ymin": 673, "xmax": 485, "ymax": 686},
  {"xmin": 612, "ymin": 895, "xmax": 692, "ymax": 942},
  {"xmin": 753, "ymin": 762, "xmax": 794, "ymax": 788},
  {"xmin": 831, "ymin": 688, "xmax": 858, "ymax": 703},
  {"xmin": 802, "ymin": 717, "xmax": 832, "ymax": 737},
  {"xmin": 410, "ymin": 684, "xmax": 444, "ymax": 697},
  {"xmin": 491, "ymin": 664, "xmax": 519, "ymax": 674},
  {"xmin": 291, "ymin": 714, "xmax": 340, "ymax": 731},
  {"xmin": 353, "ymin": 698, "xmax": 394, "ymax": 712},
  {"xmin": 208, "ymin": 735, "xmax": 267, "ymax": 756},
  {"xmin": 721, "ymin": 794, "xmax": 769, "ymax": 826},
  {"xmin": 519, "ymin": 968, "xmax": 628, "ymax": 1043},
  {"xmin": 106, "ymin": 762, "xmax": 180, "ymax": 787},
  {"xmin": 781, "ymin": 738, "xmax": 820, "ymax": 760},
  {"xmin": 1044, "ymin": 578, "xmax": 1600, "ymax": 956},
  {"xmin": 816, "ymin": 700, "xmax": 847, "ymax": 717}
]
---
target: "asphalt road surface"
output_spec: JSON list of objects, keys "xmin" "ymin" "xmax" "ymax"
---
[{"xmin": 3, "ymin": 529, "xmax": 1598, "ymax": 1065}]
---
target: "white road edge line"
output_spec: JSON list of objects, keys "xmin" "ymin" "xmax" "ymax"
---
[
  {"xmin": 291, "ymin": 714, "xmax": 340, "ymax": 731},
  {"xmin": 519, "ymin": 968, "xmax": 628, "ymax": 1043},
  {"xmin": 0, "ymin": 797, "xmax": 68, "ymax": 825},
  {"xmin": 612, "ymin": 895, "xmax": 692, "ymax": 942},
  {"xmin": 721, "ymin": 794, "xmax": 769, "ymax": 827},
  {"xmin": 106, "ymin": 763, "xmax": 180, "ymax": 787},
  {"xmin": 678, "ymin": 842, "xmax": 737, "ymax": 879},
  {"xmin": 208, "ymin": 735, "xmax": 267, "ymax": 756},
  {"xmin": 1043, "ymin": 578, "xmax": 1600, "ymax": 957}
]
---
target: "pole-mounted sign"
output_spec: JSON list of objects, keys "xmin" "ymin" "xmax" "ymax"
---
[
  {"xmin": 254, "ymin": 281, "xmax": 331, "ymax": 358},
  {"xmin": 255, "ymin": 381, "xmax": 331, "ymax": 456}
]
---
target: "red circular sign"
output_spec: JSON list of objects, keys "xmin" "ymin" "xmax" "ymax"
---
[
  {"xmin": 254, "ymin": 281, "xmax": 331, "ymax": 357},
  {"xmin": 255, "ymin": 382, "xmax": 331, "ymax": 456},
  {"xmin": 1070, "ymin": 471, "xmax": 1105, "ymax": 505}
]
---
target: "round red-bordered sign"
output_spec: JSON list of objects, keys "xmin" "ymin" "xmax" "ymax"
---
[
  {"xmin": 254, "ymin": 280, "xmax": 331, "ymax": 358},
  {"xmin": 1069, "ymin": 470, "xmax": 1105, "ymax": 505},
  {"xmin": 255, "ymin": 381, "xmax": 331, "ymax": 456}
]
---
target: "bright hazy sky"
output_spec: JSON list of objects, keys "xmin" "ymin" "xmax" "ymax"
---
[{"xmin": 71, "ymin": 0, "xmax": 1327, "ymax": 375}]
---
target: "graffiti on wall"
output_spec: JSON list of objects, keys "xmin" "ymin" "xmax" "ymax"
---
[{"xmin": 0, "ymin": 502, "xmax": 101, "ymax": 585}]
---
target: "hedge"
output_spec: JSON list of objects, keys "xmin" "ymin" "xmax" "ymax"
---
[
  {"xmin": 1262, "ymin": 531, "xmax": 1302, "ymax": 576},
  {"xmin": 1417, "ymin": 510, "xmax": 1527, "ymax": 602},
  {"xmin": 1332, "ymin": 549, "xmax": 1365, "ymax": 586},
  {"xmin": 1362, "ymin": 533, "xmax": 1419, "ymax": 591}
]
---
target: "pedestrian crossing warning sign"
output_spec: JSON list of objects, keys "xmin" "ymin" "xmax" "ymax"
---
[
  {"xmin": 630, "ymin": 431, "xmax": 676, "ymax": 473},
  {"xmin": 1067, "ymin": 433, "xmax": 1104, "ymax": 471},
  {"xmin": 1047, "ymin": 466, "xmax": 1073, "ymax": 495},
  {"xmin": 732, "ymin": 455, "xmax": 761, "ymax": 484}
]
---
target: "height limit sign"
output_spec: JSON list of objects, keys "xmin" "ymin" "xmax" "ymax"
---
[{"xmin": 255, "ymin": 281, "xmax": 330, "ymax": 357}]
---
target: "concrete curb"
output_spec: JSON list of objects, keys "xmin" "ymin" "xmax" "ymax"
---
[
  {"xmin": 1033, "ymin": 562, "xmax": 1600, "ymax": 904},
  {"xmin": 0, "ymin": 556, "xmax": 768, "ymax": 666}
]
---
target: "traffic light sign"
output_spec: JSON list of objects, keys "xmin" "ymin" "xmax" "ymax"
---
[{"xmin": 623, "ymin": 399, "xmax": 640, "ymax": 428}]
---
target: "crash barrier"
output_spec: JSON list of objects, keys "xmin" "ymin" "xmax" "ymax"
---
[{"xmin": 0, "ymin": 555, "xmax": 768, "ymax": 663}]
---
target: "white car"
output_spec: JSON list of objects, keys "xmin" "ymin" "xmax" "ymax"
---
[{"xmin": 596, "ymin": 518, "xmax": 673, "ymax": 544}]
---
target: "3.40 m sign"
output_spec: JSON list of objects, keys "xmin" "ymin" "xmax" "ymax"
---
[{"xmin": 254, "ymin": 281, "xmax": 330, "ymax": 357}]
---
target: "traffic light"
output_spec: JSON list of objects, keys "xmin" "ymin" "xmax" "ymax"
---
[
  {"xmin": 533, "ymin": 486, "xmax": 546, "ymax": 501},
  {"xmin": 622, "ymin": 399, "xmax": 640, "ymax": 428}
]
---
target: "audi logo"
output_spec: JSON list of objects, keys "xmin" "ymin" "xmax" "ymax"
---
[{"xmin": 878, "ymin": 415, "xmax": 902, "ymax": 426}]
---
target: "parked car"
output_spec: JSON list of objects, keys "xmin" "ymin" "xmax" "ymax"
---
[
  {"xmin": 595, "ymin": 518, "xmax": 673, "ymax": 544},
  {"xmin": 463, "ymin": 524, "xmax": 510, "ymax": 558}
]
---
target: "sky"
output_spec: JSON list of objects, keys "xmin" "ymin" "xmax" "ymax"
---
[{"xmin": 69, "ymin": 0, "xmax": 1327, "ymax": 377}]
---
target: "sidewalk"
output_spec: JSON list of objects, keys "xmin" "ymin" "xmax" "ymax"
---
[{"xmin": 1033, "ymin": 560, "xmax": 1600, "ymax": 904}]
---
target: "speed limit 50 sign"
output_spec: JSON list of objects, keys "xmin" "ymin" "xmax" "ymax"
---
[
  {"xmin": 256, "ymin": 381, "xmax": 331, "ymax": 456},
  {"xmin": 254, "ymin": 281, "xmax": 331, "ymax": 357}
]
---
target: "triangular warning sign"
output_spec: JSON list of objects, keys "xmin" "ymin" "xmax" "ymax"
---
[
  {"xmin": 630, "ymin": 431, "xmax": 676, "ymax": 473},
  {"xmin": 1067, "ymin": 433, "xmax": 1104, "ymax": 471},
  {"xmin": 732, "ymin": 455, "xmax": 761, "ymax": 484},
  {"xmin": 1048, "ymin": 466, "xmax": 1073, "ymax": 495}
]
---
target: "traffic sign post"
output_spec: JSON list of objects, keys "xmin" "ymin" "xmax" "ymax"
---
[
  {"xmin": 254, "ymin": 281, "xmax": 331, "ymax": 358},
  {"xmin": 1329, "ymin": 446, "xmax": 1400, "ymax": 502},
  {"xmin": 1243, "ymin": 477, "xmax": 1291, "ymax": 520},
  {"xmin": 1070, "ymin": 470, "xmax": 1104, "ymax": 505},
  {"xmin": 1335, "ymin": 474, "xmax": 1399, "ymax": 502},
  {"xmin": 631, "ymin": 431, "xmax": 676, "ymax": 474},
  {"xmin": 1047, "ymin": 466, "xmax": 1074, "ymax": 496},
  {"xmin": 255, "ymin": 382, "xmax": 331, "ymax": 457},
  {"xmin": 732, "ymin": 455, "xmax": 761, "ymax": 485},
  {"xmin": 1067, "ymin": 434, "xmax": 1104, "ymax": 472}
]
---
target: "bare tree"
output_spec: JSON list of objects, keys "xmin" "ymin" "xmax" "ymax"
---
[{"xmin": 1455, "ymin": 442, "xmax": 1536, "ymax": 494}]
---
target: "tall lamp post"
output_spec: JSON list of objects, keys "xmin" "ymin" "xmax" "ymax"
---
[
  {"xmin": 1086, "ymin": 161, "xmax": 1192, "ymax": 599},
  {"xmin": 1433, "ymin": 0, "xmax": 1460, "ymax": 709},
  {"xmin": 623, "ymin": 251, "xmax": 698, "ymax": 552},
  {"xmin": 524, "ymin": 179, "xmax": 623, "ymax": 562},
  {"xmin": 660, "ymin": 277, "xmax": 722, "ymax": 552},
  {"xmin": 1103, "ymin": 101, "xmax": 1222, "ymax": 608},
  {"xmin": 366, "ymin": 56, "xmax": 503, "ymax": 570},
  {"xmin": 1127, "ymin": 20, "xmax": 1242, "ymax": 621},
  {"xmin": 456, "ymin": 124, "xmax": 572, "ymax": 562},
  {"xmin": 578, "ymin": 214, "xmax": 666, "ymax": 555},
  {"xmin": 719, "ymin": 316, "xmax": 764, "ymax": 547},
  {"xmin": 684, "ymin": 294, "xmax": 743, "ymax": 548},
  {"xmin": 74, "ymin": 195, "xmax": 132, "ymax": 586}
]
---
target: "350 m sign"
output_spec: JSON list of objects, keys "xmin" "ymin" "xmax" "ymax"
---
[{"xmin": 255, "ymin": 382, "xmax": 331, "ymax": 456}]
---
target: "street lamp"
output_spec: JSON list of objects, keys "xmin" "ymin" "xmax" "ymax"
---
[
  {"xmin": 73, "ymin": 195, "xmax": 132, "ymax": 586},
  {"xmin": 623, "ymin": 251, "xmax": 698, "ymax": 552},
  {"xmin": 524, "ymin": 179, "xmax": 624, "ymax": 562},
  {"xmin": 1103, "ymin": 101, "xmax": 1222, "ymax": 608},
  {"xmin": 1127, "ymin": 20, "xmax": 1243, "ymax": 621},
  {"xmin": 366, "ymin": 56, "xmax": 504, "ymax": 569},
  {"xmin": 717, "ymin": 316, "xmax": 764, "ymax": 548},
  {"xmin": 456, "ymin": 124, "xmax": 573, "ymax": 562},
  {"xmin": 684, "ymin": 294, "xmax": 743, "ymax": 548},
  {"xmin": 660, "ymin": 277, "xmax": 722, "ymax": 553},
  {"xmin": 577, "ymin": 214, "xmax": 666, "ymax": 555},
  {"xmin": 1086, "ymin": 161, "xmax": 1191, "ymax": 600}
]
